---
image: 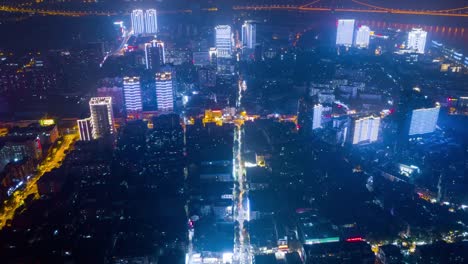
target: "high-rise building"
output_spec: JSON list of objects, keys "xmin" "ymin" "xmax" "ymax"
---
[
  {"xmin": 215, "ymin": 25, "xmax": 233, "ymax": 58},
  {"xmin": 242, "ymin": 21, "xmax": 256, "ymax": 49},
  {"xmin": 77, "ymin": 118, "xmax": 92, "ymax": 141},
  {"xmin": 355, "ymin": 25, "xmax": 371, "ymax": 48},
  {"xmin": 408, "ymin": 106, "xmax": 439, "ymax": 136},
  {"xmin": 336, "ymin": 19, "xmax": 355, "ymax": 46},
  {"xmin": 123, "ymin": 77, "xmax": 143, "ymax": 112},
  {"xmin": 131, "ymin": 9, "xmax": 145, "ymax": 35},
  {"xmin": 89, "ymin": 97, "xmax": 115, "ymax": 139},
  {"xmin": 145, "ymin": 9, "xmax": 158, "ymax": 34},
  {"xmin": 407, "ymin": 28, "xmax": 427, "ymax": 54},
  {"xmin": 156, "ymin": 72, "xmax": 174, "ymax": 111},
  {"xmin": 144, "ymin": 40, "xmax": 165, "ymax": 70},
  {"xmin": 312, "ymin": 104, "xmax": 323, "ymax": 130},
  {"xmin": 352, "ymin": 116, "xmax": 380, "ymax": 144}
]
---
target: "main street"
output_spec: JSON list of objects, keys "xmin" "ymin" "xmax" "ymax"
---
[
  {"xmin": 0, "ymin": 133, "xmax": 78, "ymax": 229},
  {"xmin": 232, "ymin": 76, "xmax": 252, "ymax": 264}
]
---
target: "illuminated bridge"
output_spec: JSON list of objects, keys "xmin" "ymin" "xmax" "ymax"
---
[
  {"xmin": 0, "ymin": 0, "xmax": 467, "ymax": 17},
  {"xmin": 233, "ymin": 0, "xmax": 468, "ymax": 17}
]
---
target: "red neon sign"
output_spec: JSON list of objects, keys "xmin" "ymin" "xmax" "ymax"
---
[{"xmin": 346, "ymin": 237, "xmax": 364, "ymax": 242}]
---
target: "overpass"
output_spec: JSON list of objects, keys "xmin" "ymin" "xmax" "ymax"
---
[{"xmin": 0, "ymin": 0, "xmax": 467, "ymax": 17}]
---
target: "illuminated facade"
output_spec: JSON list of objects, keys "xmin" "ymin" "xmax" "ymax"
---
[
  {"xmin": 355, "ymin": 25, "xmax": 370, "ymax": 48},
  {"xmin": 123, "ymin": 77, "xmax": 143, "ymax": 112},
  {"xmin": 407, "ymin": 28, "xmax": 427, "ymax": 54},
  {"xmin": 352, "ymin": 116, "xmax": 380, "ymax": 144},
  {"xmin": 89, "ymin": 97, "xmax": 115, "ymax": 139},
  {"xmin": 312, "ymin": 104, "xmax": 323, "ymax": 130},
  {"xmin": 242, "ymin": 21, "xmax": 256, "ymax": 49},
  {"xmin": 203, "ymin": 109, "xmax": 223, "ymax": 126},
  {"xmin": 409, "ymin": 106, "xmax": 440, "ymax": 136},
  {"xmin": 77, "ymin": 118, "xmax": 92, "ymax": 141},
  {"xmin": 215, "ymin": 25, "xmax": 233, "ymax": 58},
  {"xmin": 336, "ymin": 19, "xmax": 355, "ymax": 46},
  {"xmin": 131, "ymin": 9, "xmax": 145, "ymax": 35},
  {"xmin": 144, "ymin": 9, "xmax": 158, "ymax": 34},
  {"xmin": 144, "ymin": 40, "xmax": 165, "ymax": 70},
  {"xmin": 155, "ymin": 72, "xmax": 174, "ymax": 111}
]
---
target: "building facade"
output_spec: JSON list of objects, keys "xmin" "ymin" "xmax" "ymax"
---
[
  {"xmin": 131, "ymin": 9, "xmax": 145, "ymax": 35},
  {"xmin": 215, "ymin": 25, "xmax": 233, "ymax": 58},
  {"xmin": 145, "ymin": 9, "xmax": 158, "ymax": 34},
  {"xmin": 336, "ymin": 19, "xmax": 355, "ymax": 46},
  {"xmin": 89, "ymin": 97, "xmax": 115, "ymax": 139},
  {"xmin": 355, "ymin": 25, "xmax": 371, "ymax": 48},
  {"xmin": 144, "ymin": 40, "xmax": 165, "ymax": 70},
  {"xmin": 242, "ymin": 21, "xmax": 256, "ymax": 49},
  {"xmin": 408, "ymin": 106, "xmax": 440, "ymax": 136},
  {"xmin": 156, "ymin": 72, "xmax": 174, "ymax": 112},
  {"xmin": 407, "ymin": 28, "xmax": 427, "ymax": 54},
  {"xmin": 77, "ymin": 118, "xmax": 93, "ymax": 141},
  {"xmin": 123, "ymin": 77, "xmax": 143, "ymax": 112},
  {"xmin": 352, "ymin": 116, "xmax": 380, "ymax": 144}
]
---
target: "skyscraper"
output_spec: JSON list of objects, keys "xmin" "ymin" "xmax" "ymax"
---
[
  {"xmin": 242, "ymin": 21, "xmax": 256, "ymax": 49},
  {"xmin": 145, "ymin": 9, "xmax": 158, "ymax": 34},
  {"xmin": 89, "ymin": 97, "xmax": 115, "ymax": 139},
  {"xmin": 215, "ymin": 25, "xmax": 233, "ymax": 58},
  {"xmin": 312, "ymin": 104, "xmax": 323, "ymax": 130},
  {"xmin": 352, "ymin": 116, "xmax": 380, "ymax": 144},
  {"xmin": 131, "ymin": 9, "xmax": 145, "ymax": 35},
  {"xmin": 408, "ymin": 106, "xmax": 440, "ymax": 136},
  {"xmin": 407, "ymin": 28, "xmax": 427, "ymax": 54},
  {"xmin": 144, "ymin": 40, "xmax": 165, "ymax": 70},
  {"xmin": 355, "ymin": 25, "xmax": 371, "ymax": 48},
  {"xmin": 336, "ymin": 19, "xmax": 355, "ymax": 46},
  {"xmin": 77, "ymin": 118, "xmax": 92, "ymax": 141},
  {"xmin": 123, "ymin": 77, "xmax": 143, "ymax": 112},
  {"xmin": 156, "ymin": 72, "xmax": 174, "ymax": 111}
]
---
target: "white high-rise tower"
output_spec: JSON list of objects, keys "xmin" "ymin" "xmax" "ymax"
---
[
  {"xmin": 145, "ymin": 9, "xmax": 158, "ymax": 34},
  {"xmin": 242, "ymin": 21, "xmax": 256, "ymax": 49},
  {"xmin": 407, "ymin": 28, "xmax": 427, "ymax": 54},
  {"xmin": 144, "ymin": 40, "xmax": 165, "ymax": 70},
  {"xmin": 355, "ymin": 25, "xmax": 371, "ymax": 48},
  {"xmin": 352, "ymin": 116, "xmax": 380, "ymax": 144},
  {"xmin": 123, "ymin": 77, "xmax": 143, "ymax": 112},
  {"xmin": 156, "ymin": 72, "xmax": 174, "ymax": 111},
  {"xmin": 89, "ymin": 97, "xmax": 115, "ymax": 139},
  {"xmin": 131, "ymin": 9, "xmax": 145, "ymax": 35},
  {"xmin": 336, "ymin": 19, "xmax": 355, "ymax": 46},
  {"xmin": 408, "ymin": 106, "xmax": 439, "ymax": 136},
  {"xmin": 215, "ymin": 25, "xmax": 233, "ymax": 58},
  {"xmin": 312, "ymin": 104, "xmax": 323, "ymax": 130}
]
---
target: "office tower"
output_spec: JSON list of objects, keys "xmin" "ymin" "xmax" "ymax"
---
[
  {"xmin": 355, "ymin": 25, "xmax": 370, "ymax": 48},
  {"xmin": 312, "ymin": 104, "xmax": 323, "ymax": 130},
  {"xmin": 145, "ymin": 9, "xmax": 158, "ymax": 34},
  {"xmin": 131, "ymin": 9, "xmax": 145, "ymax": 35},
  {"xmin": 156, "ymin": 72, "xmax": 174, "ymax": 111},
  {"xmin": 89, "ymin": 97, "xmax": 115, "ymax": 139},
  {"xmin": 352, "ymin": 116, "xmax": 380, "ymax": 144},
  {"xmin": 336, "ymin": 19, "xmax": 355, "ymax": 46},
  {"xmin": 123, "ymin": 77, "xmax": 143, "ymax": 112},
  {"xmin": 77, "ymin": 118, "xmax": 92, "ymax": 141},
  {"xmin": 407, "ymin": 28, "xmax": 427, "ymax": 54},
  {"xmin": 242, "ymin": 21, "xmax": 256, "ymax": 49},
  {"xmin": 144, "ymin": 40, "xmax": 165, "ymax": 70},
  {"xmin": 408, "ymin": 106, "xmax": 440, "ymax": 136},
  {"xmin": 215, "ymin": 25, "xmax": 233, "ymax": 58}
]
